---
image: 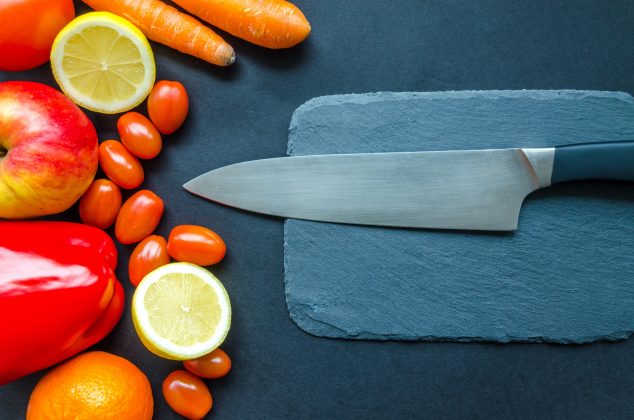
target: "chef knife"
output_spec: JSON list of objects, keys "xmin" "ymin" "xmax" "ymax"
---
[{"xmin": 183, "ymin": 141, "xmax": 634, "ymax": 231}]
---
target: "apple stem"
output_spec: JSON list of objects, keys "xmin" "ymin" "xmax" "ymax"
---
[{"xmin": 0, "ymin": 146, "xmax": 5, "ymax": 158}]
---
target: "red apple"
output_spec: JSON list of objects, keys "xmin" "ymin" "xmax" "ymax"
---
[{"xmin": 0, "ymin": 81, "xmax": 98, "ymax": 219}]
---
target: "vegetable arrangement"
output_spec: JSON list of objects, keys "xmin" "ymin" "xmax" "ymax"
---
[
  {"xmin": 5, "ymin": 74, "xmax": 235, "ymax": 417},
  {"xmin": 0, "ymin": 0, "xmax": 308, "ymax": 415},
  {"xmin": 81, "ymin": 0, "xmax": 310, "ymax": 65},
  {"xmin": 82, "ymin": 0, "xmax": 235, "ymax": 66},
  {"xmin": 1, "ymin": 0, "xmax": 309, "ymax": 73},
  {"xmin": 3, "ymin": 76, "xmax": 234, "ymax": 415}
]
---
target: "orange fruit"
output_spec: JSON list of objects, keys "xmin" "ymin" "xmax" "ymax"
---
[{"xmin": 26, "ymin": 351, "xmax": 153, "ymax": 420}]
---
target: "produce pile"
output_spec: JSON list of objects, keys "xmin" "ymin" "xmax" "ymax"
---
[{"xmin": 0, "ymin": 0, "xmax": 310, "ymax": 418}]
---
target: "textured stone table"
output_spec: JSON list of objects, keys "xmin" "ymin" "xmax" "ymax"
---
[{"xmin": 284, "ymin": 90, "xmax": 634, "ymax": 343}]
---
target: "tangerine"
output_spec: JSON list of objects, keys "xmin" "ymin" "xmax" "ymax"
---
[{"xmin": 26, "ymin": 351, "xmax": 153, "ymax": 420}]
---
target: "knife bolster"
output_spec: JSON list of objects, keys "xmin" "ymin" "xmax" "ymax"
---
[{"xmin": 521, "ymin": 147, "xmax": 555, "ymax": 188}]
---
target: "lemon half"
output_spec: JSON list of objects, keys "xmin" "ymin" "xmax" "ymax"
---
[
  {"xmin": 50, "ymin": 12, "xmax": 155, "ymax": 114},
  {"xmin": 132, "ymin": 262, "xmax": 231, "ymax": 360}
]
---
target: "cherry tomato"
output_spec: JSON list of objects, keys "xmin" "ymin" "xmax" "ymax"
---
[
  {"xmin": 147, "ymin": 81, "xmax": 189, "ymax": 134},
  {"xmin": 98, "ymin": 140, "xmax": 144, "ymax": 189},
  {"xmin": 167, "ymin": 225, "xmax": 226, "ymax": 266},
  {"xmin": 117, "ymin": 112, "xmax": 162, "ymax": 159},
  {"xmin": 183, "ymin": 348, "xmax": 232, "ymax": 379},
  {"xmin": 163, "ymin": 370, "xmax": 212, "ymax": 420},
  {"xmin": 0, "ymin": 0, "xmax": 75, "ymax": 71},
  {"xmin": 114, "ymin": 190, "xmax": 164, "ymax": 244},
  {"xmin": 129, "ymin": 235, "xmax": 170, "ymax": 286},
  {"xmin": 79, "ymin": 179, "xmax": 122, "ymax": 229}
]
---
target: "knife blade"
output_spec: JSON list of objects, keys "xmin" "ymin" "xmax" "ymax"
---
[{"xmin": 183, "ymin": 141, "xmax": 634, "ymax": 231}]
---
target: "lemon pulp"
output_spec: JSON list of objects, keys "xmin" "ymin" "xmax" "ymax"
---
[
  {"xmin": 132, "ymin": 263, "xmax": 231, "ymax": 360},
  {"xmin": 51, "ymin": 12, "xmax": 155, "ymax": 114}
]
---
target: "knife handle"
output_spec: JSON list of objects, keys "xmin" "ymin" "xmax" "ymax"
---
[{"xmin": 551, "ymin": 140, "xmax": 634, "ymax": 184}]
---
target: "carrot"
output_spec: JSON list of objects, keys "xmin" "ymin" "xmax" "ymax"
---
[
  {"xmin": 171, "ymin": 0, "xmax": 311, "ymax": 49},
  {"xmin": 82, "ymin": 0, "xmax": 235, "ymax": 66}
]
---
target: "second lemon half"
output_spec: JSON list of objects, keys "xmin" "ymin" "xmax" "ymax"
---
[
  {"xmin": 50, "ymin": 11, "xmax": 155, "ymax": 114},
  {"xmin": 132, "ymin": 262, "xmax": 232, "ymax": 360}
]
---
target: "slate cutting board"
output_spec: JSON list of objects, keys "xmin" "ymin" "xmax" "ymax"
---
[{"xmin": 283, "ymin": 90, "xmax": 634, "ymax": 343}]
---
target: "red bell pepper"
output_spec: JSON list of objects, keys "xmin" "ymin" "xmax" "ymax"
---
[{"xmin": 0, "ymin": 221, "xmax": 124, "ymax": 385}]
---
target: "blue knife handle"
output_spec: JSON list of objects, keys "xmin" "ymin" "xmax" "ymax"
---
[{"xmin": 551, "ymin": 140, "xmax": 634, "ymax": 184}]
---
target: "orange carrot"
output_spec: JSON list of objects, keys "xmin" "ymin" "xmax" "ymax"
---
[
  {"xmin": 171, "ymin": 0, "xmax": 311, "ymax": 49},
  {"xmin": 82, "ymin": 0, "xmax": 235, "ymax": 66}
]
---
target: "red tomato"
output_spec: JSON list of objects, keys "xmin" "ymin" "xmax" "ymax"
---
[
  {"xmin": 129, "ymin": 235, "xmax": 170, "ymax": 286},
  {"xmin": 183, "ymin": 348, "xmax": 232, "ymax": 379},
  {"xmin": 117, "ymin": 112, "xmax": 162, "ymax": 159},
  {"xmin": 147, "ymin": 81, "xmax": 189, "ymax": 134},
  {"xmin": 0, "ymin": 0, "xmax": 75, "ymax": 71},
  {"xmin": 167, "ymin": 225, "xmax": 226, "ymax": 266},
  {"xmin": 79, "ymin": 179, "xmax": 122, "ymax": 229},
  {"xmin": 114, "ymin": 190, "xmax": 164, "ymax": 244},
  {"xmin": 98, "ymin": 140, "xmax": 144, "ymax": 189},
  {"xmin": 163, "ymin": 370, "xmax": 212, "ymax": 420}
]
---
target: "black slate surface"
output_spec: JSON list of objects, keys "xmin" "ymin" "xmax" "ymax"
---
[
  {"xmin": 285, "ymin": 90, "xmax": 634, "ymax": 343},
  {"xmin": 3, "ymin": 1, "xmax": 634, "ymax": 419}
]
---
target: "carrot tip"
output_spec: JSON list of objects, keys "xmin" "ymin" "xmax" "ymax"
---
[{"xmin": 226, "ymin": 50, "xmax": 236, "ymax": 66}]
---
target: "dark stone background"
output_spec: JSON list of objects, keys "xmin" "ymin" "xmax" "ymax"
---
[{"xmin": 2, "ymin": 1, "xmax": 634, "ymax": 418}]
